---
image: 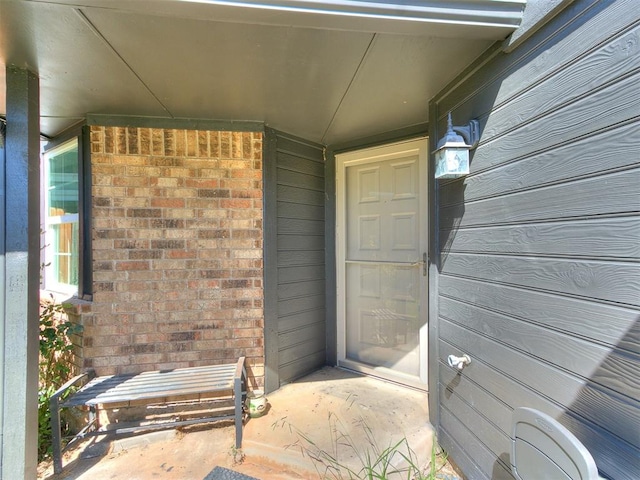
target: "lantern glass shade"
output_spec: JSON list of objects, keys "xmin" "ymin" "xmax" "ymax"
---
[{"xmin": 434, "ymin": 145, "xmax": 469, "ymax": 179}]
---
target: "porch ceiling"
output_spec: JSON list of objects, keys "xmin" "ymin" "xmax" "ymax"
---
[{"xmin": 0, "ymin": 0, "xmax": 524, "ymax": 145}]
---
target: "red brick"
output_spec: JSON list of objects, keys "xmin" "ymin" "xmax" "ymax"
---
[
  {"xmin": 163, "ymin": 250, "xmax": 193, "ymax": 260},
  {"xmin": 150, "ymin": 198, "xmax": 185, "ymax": 208}
]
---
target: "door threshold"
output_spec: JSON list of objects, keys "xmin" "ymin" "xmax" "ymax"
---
[{"xmin": 337, "ymin": 360, "xmax": 428, "ymax": 393}]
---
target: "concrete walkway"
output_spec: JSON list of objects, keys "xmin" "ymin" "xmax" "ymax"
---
[{"xmin": 40, "ymin": 367, "xmax": 437, "ymax": 480}]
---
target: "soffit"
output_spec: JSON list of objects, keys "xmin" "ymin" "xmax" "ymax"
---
[{"xmin": 0, "ymin": 0, "xmax": 525, "ymax": 145}]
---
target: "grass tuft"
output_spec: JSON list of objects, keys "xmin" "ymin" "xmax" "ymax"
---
[{"xmin": 272, "ymin": 412, "xmax": 451, "ymax": 480}]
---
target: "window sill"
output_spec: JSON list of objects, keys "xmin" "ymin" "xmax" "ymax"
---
[{"xmin": 40, "ymin": 289, "xmax": 92, "ymax": 315}]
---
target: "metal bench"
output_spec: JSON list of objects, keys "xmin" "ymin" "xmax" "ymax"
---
[{"xmin": 50, "ymin": 357, "xmax": 246, "ymax": 474}]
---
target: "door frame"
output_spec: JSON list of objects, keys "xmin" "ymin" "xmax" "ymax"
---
[{"xmin": 335, "ymin": 137, "xmax": 429, "ymax": 390}]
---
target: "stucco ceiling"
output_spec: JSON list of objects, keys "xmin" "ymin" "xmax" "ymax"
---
[{"xmin": 0, "ymin": 0, "xmax": 524, "ymax": 145}]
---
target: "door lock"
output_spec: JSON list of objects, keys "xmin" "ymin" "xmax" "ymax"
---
[{"xmin": 412, "ymin": 253, "xmax": 428, "ymax": 276}]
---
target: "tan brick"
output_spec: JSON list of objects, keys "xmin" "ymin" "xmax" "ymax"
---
[
  {"xmin": 127, "ymin": 127, "xmax": 139, "ymax": 154},
  {"xmin": 149, "ymin": 129, "xmax": 163, "ymax": 155},
  {"xmin": 209, "ymin": 132, "xmax": 220, "ymax": 157},
  {"xmin": 126, "ymin": 187, "xmax": 153, "ymax": 198},
  {"xmin": 104, "ymin": 127, "xmax": 115, "ymax": 154},
  {"xmin": 115, "ymin": 127, "xmax": 127, "ymax": 154},
  {"xmin": 92, "ymin": 249, "xmax": 128, "ymax": 261},
  {"xmin": 126, "ymin": 229, "xmax": 164, "ymax": 240},
  {"xmin": 112, "ymin": 155, "xmax": 145, "ymax": 166},
  {"xmin": 164, "ymin": 229, "xmax": 198, "ymax": 239},
  {"xmin": 130, "ymin": 353, "xmax": 165, "ymax": 365},
  {"xmin": 164, "ymin": 208, "xmax": 196, "ymax": 219},
  {"xmin": 175, "ymin": 129, "xmax": 186, "ymax": 156},
  {"xmin": 220, "ymin": 159, "xmax": 251, "ymax": 170},
  {"xmin": 92, "ymin": 207, "xmax": 123, "ymax": 218},
  {"xmin": 91, "ymin": 154, "xmax": 111, "ymax": 165},
  {"xmin": 157, "ymin": 157, "xmax": 184, "ymax": 167},
  {"xmin": 242, "ymin": 132, "xmax": 252, "ymax": 159},
  {"xmin": 165, "ymin": 188, "xmax": 197, "ymax": 198},
  {"xmin": 232, "ymin": 132, "xmax": 243, "ymax": 159},
  {"xmin": 119, "ymin": 176, "xmax": 152, "ymax": 188},
  {"xmin": 135, "ymin": 128, "xmax": 149, "ymax": 155},
  {"xmin": 220, "ymin": 132, "xmax": 231, "ymax": 158},
  {"xmin": 197, "ymin": 131, "xmax": 209, "ymax": 157},
  {"xmin": 93, "ymin": 174, "xmax": 113, "ymax": 186},
  {"xmin": 94, "ymin": 186, "xmax": 127, "ymax": 197},
  {"xmin": 166, "ymin": 351, "xmax": 201, "ymax": 363},
  {"xmin": 114, "ymin": 197, "xmax": 149, "ymax": 208},
  {"xmin": 186, "ymin": 130, "xmax": 198, "ymax": 157},
  {"xmin": 126, "ymin": 270, "xmax": 164, "ymax": 281},
  {"xmin": 127, "ymin": 165, "xmax": 161, "ymax": 177},
  {"xmin": 220, "ymin": 198, "xmax": 252, "ymax": 209},
  {"xmin": 115, "ymin": 261, "xmax": 150, "ymax": 271}
]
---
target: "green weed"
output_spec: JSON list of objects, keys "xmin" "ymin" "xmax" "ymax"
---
[{"xmin": 273, "ymin": 412, "xmax": 449, "ymax": 480}]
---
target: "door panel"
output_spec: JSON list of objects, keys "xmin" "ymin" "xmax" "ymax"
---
[{"xmin": 346, "ymin": 263, "xmax": 421, "ymax": 376}]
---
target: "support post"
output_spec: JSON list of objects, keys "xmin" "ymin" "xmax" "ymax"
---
[{"xmin": 2, "ymin": 65, "xmax": 40, "ymax": 480}]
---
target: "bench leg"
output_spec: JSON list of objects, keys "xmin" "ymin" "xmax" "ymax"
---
[
  {"xmin": 50, "ymin": 395, "xmax": 63, "ymax": 474},
  {"xmin": 234, "ymin": 372, "xmax": 242, "ymax": 449},
  {"xmin": 89, "ymin": 405, "xmax": 97, "ymax": 431}
]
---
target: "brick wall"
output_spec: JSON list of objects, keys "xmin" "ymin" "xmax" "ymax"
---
[{"xmin": 83, "ymin": 126, "xmax": 264, "ymax": 385}]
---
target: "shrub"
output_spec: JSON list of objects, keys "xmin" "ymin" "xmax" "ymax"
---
[{"xmin": 38, "ymin": 295, "xmax": 82, "ymax": 461}]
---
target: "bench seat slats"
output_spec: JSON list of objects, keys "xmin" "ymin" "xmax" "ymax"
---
[{"xmin": 62, "ymin": 364, "xmax": 238, "ymax": 407}]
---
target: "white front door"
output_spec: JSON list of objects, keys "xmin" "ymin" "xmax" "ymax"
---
[{"xmin": 336, "ymin": 139, "xmax": 428, "ymax": 389}]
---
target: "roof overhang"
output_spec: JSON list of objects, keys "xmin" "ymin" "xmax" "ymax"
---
[{"xmin": 1, "ymin": 0, "xmax": 526, "ymax": 144}]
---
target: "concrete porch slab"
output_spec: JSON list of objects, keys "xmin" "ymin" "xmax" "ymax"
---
[{"xmin": 39, "ymin": 367, "xmax": 437, "ymax": 480}]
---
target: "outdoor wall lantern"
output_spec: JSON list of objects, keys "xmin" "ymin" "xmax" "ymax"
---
[{"xmin": 434, "ymin": 112, "xmax": 480, "ymax": 179}]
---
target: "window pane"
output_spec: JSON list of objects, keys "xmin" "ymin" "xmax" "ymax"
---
[
  {"xmin": 51, "ymin": 222, "xmax": 79, "ymax": 287},
  {"xmin": 47, "ymin": 142, "xmax": 79, "ymax": 216}
]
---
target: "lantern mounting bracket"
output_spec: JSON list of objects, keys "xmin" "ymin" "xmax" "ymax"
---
[{"xmin": 452, "ymin": 119, "xmax": 479, "ymax": 148}]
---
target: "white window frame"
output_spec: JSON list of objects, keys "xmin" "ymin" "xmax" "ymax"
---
[{"xmin": 42, "ymin": 138, "xmax": 80, "ymax": 296}]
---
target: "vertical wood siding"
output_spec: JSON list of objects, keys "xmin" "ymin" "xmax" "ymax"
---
[
  {"xmin": 266, "ymin": 130, "xmax": 327, "ymax": 387},
  {"xmin": 429, "ymin": 0, "xmax": 640, "ymax": 478}
]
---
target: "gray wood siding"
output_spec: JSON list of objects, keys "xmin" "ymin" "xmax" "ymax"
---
[
  {"xmin": 429, "ymin": 1, "xmax": 640, "ymax": 479},
  {"xmin": 265, "ymin": 130, "xmax": 326, "ymax": 388}
]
